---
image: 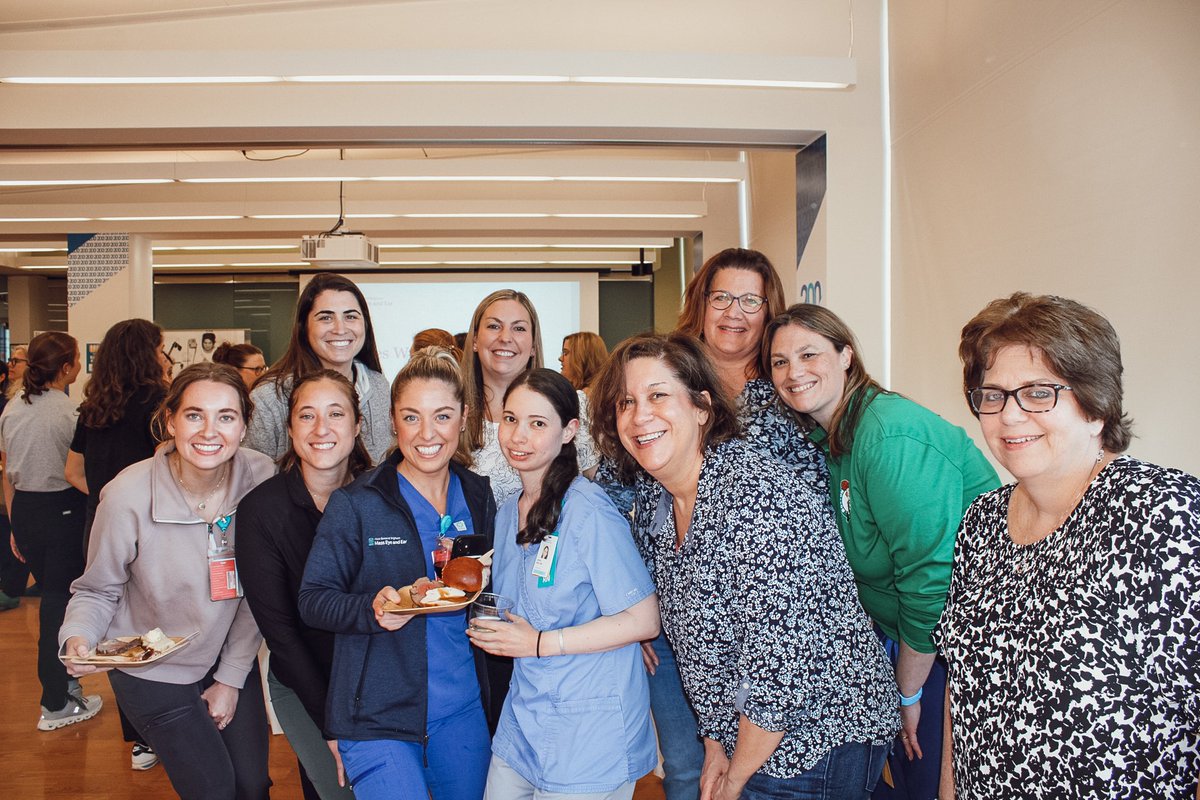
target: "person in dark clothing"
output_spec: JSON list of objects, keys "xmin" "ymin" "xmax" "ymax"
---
[
  {"xmin": 299, "ymin": 347, "xmax": 497, "ymax": 800},
  {"xmin": 239, "ymin": 370, "xmax": 371, "ymax": 800},
  {"xmin": 63, "ymin": 318, "xmax": 170, "ymax": 768},
  {"xmin": 0, "ymin": 358, "xmax": 27, "ymax": 609}
]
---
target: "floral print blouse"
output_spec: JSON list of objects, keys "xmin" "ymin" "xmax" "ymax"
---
[{"xmin": 642, "ymin": 438, "xmax": 897, "ymax": 776}]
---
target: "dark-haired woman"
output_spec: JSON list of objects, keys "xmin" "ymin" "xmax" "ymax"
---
[
  {"xmin": 765, "ymin": 305, "xmax": 997, "ymax": 799},
  {"xmin": 246, "ymin": 273, "xmax": 391, "ymax": 464},
  {"xmin": 468, "ymin": 369, "xmax": 659, "ymax": 799},
  {"xmin": 0, "ymin": 331, "xmax": 93, "ymax": 730},
  {"xmin": 213, "ymin": 342, "xmax": 267, "ymax": 390},
  {"xmin": 590, "ymin": 332, "xmax": 897, "ymax": 799},
  {"xmin": 62, "ymin": 363, "xmax": 275, "ymax": 799},
  {"xmin": 299, "ymin": 347, "xmax": 496, "ymax": 800},
  {"xmin": 239, "ymin": 370, "xmax": 368, "ymax": 800},
  {"xmin": 936, "ymin": 293, "xmax": 1200, "ymax": 799},
  {"xmin": 63, "ymin": 318, "xmax": 170, "ymax": 768}
]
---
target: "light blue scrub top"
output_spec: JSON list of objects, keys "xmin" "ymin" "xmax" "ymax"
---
[{"xmin": 491, "ymin": 476, "xmax": 658, "ymax": 793}]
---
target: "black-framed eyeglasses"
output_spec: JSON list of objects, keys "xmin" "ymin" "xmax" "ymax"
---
[
  {"xmin": 241, "ymin": 365, "xmax": 268, "ymax": 376},
  {"xmin": 706, "ymin": 290, "xmax": 766, "ymax": 314},
  {"xmin": 969, "ymin": 383, "xmax": 1073, "ymax": 415},
  {"xmin": 7, "ymin": 357, "xmax": 26, "ymax": 366}
]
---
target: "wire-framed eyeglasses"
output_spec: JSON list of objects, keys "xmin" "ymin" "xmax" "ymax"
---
[{"xmin": 706, "ymin": 291, "xmax": 766, "ymax": 314}]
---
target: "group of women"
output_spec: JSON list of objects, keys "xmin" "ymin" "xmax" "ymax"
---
[{"xmin": 0, "ymin": 248, "xmax": 1186, "ymax": 800}]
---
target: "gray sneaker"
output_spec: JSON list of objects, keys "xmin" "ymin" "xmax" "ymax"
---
[{"xmin": 38, "ymin": 693, "xmax": 103, "ymax": 731}]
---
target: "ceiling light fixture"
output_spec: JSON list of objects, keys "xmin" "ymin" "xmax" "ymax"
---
[
  {"xmin": 1, "ymin": 76, "xmax": 281, "ymax": 84},
  {"xmin": 96, "ymin": 215, "xmax": 243, "ymax": 221},
  {"xmin": 0, "ymin": 178, "xmax": 173, "ymax": 187}
]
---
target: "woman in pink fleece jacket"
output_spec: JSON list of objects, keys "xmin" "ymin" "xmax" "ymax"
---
[{"xmin": 60, "ymin": 363, "xmax": 275, "ymax": 800}]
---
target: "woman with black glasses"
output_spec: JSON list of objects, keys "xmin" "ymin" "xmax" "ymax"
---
[{"xmin": 764, "ymin": 305, "xmax": 997, "ymax": 799}]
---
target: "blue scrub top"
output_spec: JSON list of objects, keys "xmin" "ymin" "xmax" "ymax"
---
[
  {"xmin": 397, "ymin": 471, "xmax": 479, "ymax": 723},
  {"xmin": 491, "ymin": 476, "xmax": 658, "ymax": 793}
]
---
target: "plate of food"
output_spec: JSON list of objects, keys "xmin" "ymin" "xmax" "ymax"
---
[
  {"xmin": 381, "ymin": 556, "xmax": 486, "ymax": 615},
  {"xmin": 63, "ymin": 628, "xmax": 199, "ymax": 666}
]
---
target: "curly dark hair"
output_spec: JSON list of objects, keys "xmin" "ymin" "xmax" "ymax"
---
[
  {"xmin": 588, "ymin": 332, "xmax": 741, "ymax": 482},
  {"xmin": 79, "ymin": 319, "xmax": 166, "ymax": 428}
]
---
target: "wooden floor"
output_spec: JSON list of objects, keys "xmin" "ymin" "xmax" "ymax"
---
[{"xmin": 1, "ymin": 595, "xmax": 665, "ymax": 799}]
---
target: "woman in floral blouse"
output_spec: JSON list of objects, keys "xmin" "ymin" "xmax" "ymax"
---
[{"xmin": 591, "ymin": 332, "xmax": 897, "ymax": 800}]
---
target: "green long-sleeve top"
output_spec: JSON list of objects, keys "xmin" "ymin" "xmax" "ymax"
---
[{"xmin": 810, "ymin": 390, "xmax": 998, "ymax": 653}]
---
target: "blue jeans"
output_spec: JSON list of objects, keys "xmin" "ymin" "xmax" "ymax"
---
[
  {"xmin": 648, "ymin": 631, "xmax": 703, "ymax": 800},
  {"xmin": 740, "ymin": 742, "xmax": 889, "ymax": 800},
  {"xmin": 871, "ymin": 632, "xmax": 946, "ymax": 800},
  {"xmin": 339, "ymin": 700, "xmax": 490, "ymax": 800}
]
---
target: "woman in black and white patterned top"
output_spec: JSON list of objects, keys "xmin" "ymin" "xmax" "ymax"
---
[
  {"xmin": 936, "ymin": 292, "xmax": 1200, "ymax": 799},
  {"xmin": 591, "ymin": 332, "xmax": 897, "ymax": 800}
]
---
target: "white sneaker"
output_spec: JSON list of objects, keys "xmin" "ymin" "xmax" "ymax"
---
[
  {"xmin": 38, "ymin": 693, "xmax": 103, "ymax": 731},
  {"xmin": 131, "ymin": 742, "xmax": 159, "ymax": 770}
]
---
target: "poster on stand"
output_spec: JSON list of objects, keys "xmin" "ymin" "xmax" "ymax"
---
[{"xmin": 162, "ymin": 329, "xmax": 249, "ymax": 378}]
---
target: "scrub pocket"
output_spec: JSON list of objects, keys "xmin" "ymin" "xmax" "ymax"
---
[{"xmin": 541, "ymin": 695, "xmax": 627, "ymax": 788}]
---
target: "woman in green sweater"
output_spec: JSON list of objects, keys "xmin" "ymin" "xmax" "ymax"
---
[{"xmin": 764, "ymin": 304, "xmax": 998, "ymax": 800}]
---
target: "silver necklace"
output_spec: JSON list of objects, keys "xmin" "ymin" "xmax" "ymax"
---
[{"xmin": 172, "ymin": 455, "xmax": 229, "ymax": 512}]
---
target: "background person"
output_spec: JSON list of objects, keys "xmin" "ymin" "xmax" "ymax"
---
[
  {"xmin": 412, "ymin": 327, "xmax": 460, "ymax": 361},
  {"xmin": 558, "ymin": 331, "xmax": 608, "ymax": 392},
  {"xmin": 935, "ymin": 293, "xmax": 1200, "ymax": 799},
  {"xmin": 0, "ymin": 357, "xmax": 25, "ymax": 611},
  {"xmin": 61, "ymin": 363, "xmax": 275, "ymax": 799},
  {"xmin": 239, "ymin": 370, "xmax": 368, "ymax": 800},
  {"xmin": 246, "ymin": 272, "xmax": 391, "ymax": 464},
  {"xmin": 213, "ymin": 342, "xmax": 268, "ymax": 390},
  {"xmin": 299, "ymin": 347, "xmax": 496, "ymax": 800},
  {"xmin": 0, "ymin": 331, "xmax": 93, "ymax": 730},
  {"xmin": 63, "ymin": 318, "xmax": 171, "ymax": 770},
  {"xmin": 590, "ymin": 332, "xmax": 898, "ymax": 799},
  {"xmin": 6, "ymin": 344, "xmax": 27, "ymax": 400},
  {"xmin": 764, "ymin": 304, "xmax": 998, "ymax": 799},
  {"xmin": 468, "ymin": 368, "xmax": 659, "ymax": 800},
  {"xmin": 462, "ymin": 289, "xmax": 598, "ymax": 507}
]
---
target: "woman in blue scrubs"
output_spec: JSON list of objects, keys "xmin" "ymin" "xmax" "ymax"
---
[
  {"xmin": 299, "ymin": 347, "xmax": 497, "ymax": 800},
  {"xmin": 468, "ymin": 368, "xmax": 660, "ymax": 800}
]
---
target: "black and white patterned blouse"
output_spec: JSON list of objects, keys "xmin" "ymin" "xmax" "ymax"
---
[
  {"xmin": 934, "ymin": 456, "xmax": 1200, "ymax": 799},
  {"xmin": 737, "ymin": 377, "xmax": 827, "ymax": 496},
  {"xmin": 644, "ymin": 438, "xmax": 897, "ymax": 777}
]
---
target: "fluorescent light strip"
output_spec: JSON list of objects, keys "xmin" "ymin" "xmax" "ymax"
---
[
  {"xmin": 556, "ymin": 176, "xmax": 739, "ymax": 183},
  {"xmin": 553, "ymin": 213, "xmax": 701, "ymax": 219},
  {"xmin": 402, "ymin": 213, "xmax": 551, "ymax": 219},
  {"xmin": 230, "ymin": 262, "xmax": 307, "ymax": 267},
  {"xmin": 2, "ymin": 76, "xmax": 280, "ymax": 84},
  {"xmin": 0, "ymin": 217, "xmax": 90, "ymax": 222},
  {"xmin": 154, "ymin": 245, "xmax": 297, "ymax": 251},
  {"xmin": 97, "ymin": 215, "xmax": 243, "ymax": 221},
  {"xmin": 184, "ymin": 177, "xmax": 363, "ymax": 183},
  {"xmin": 375, "ymin": 243, "xmax": 668, "ymax": 250},
  {"xmin": 287, "ymin": 75, "xmax": 569, "ymax": 83},
  {"xmin": 369, "ymin": 176, "xmax": 554, "ymax": 183},
  {"xmin": 0, "ymin": 178, "xmax": 172, "ymax": 187},
  {"xmin": 20, "ymin": 264, "xmax": 67, "ymax": 270},
  {"xmin": 0, "ymin": 247, "xmax": 64, "ymax": 253},
  {"xmin": 1, "ymin": 75, "xmax": 845, "ymax": 89}
]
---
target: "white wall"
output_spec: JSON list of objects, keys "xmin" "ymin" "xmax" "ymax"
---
[{"xmin": 889, "ymin": 0, "xmax": 1200, "ymax": 474}]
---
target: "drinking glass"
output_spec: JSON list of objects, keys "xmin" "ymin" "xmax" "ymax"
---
[{"xmin": 470, "ymin": 593, "xmax": 513, "ymax": 631}]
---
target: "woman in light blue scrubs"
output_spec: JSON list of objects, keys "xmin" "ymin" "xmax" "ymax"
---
[{"xmin": 468, "ymin": 368, "xmax": 660, "ymax": 800}]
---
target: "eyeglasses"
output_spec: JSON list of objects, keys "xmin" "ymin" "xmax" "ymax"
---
[
  {"xmin": 241, "ymin": 365, "xmax": 268, "ymax": 376},
  {"xmin": 706, "ymin": 290, "xmax": 766, "ymax": 314},
  {"xmin": 7, "ymin": 357, "xmax": 26, "ymax": 366},
  {"xmin": 969, "ymin": 383, "xmax": 1073, "ymax": 415}
]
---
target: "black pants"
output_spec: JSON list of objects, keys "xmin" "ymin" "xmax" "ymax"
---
[
  {"xmin": 10, "ymin": 487, "xmax": 86, "ymax": 710},
  {"xmin": 110, "ymin": 664, "xmax": 272, "ymax": 800},
  {"xmin": 0, "ymin": 511, "xmax": 31, "ymax": 597}
]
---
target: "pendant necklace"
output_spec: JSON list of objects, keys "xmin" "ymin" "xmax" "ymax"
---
[{"xmin": 172, "ymin": 454, "xmax": 229, "ymax": 512}]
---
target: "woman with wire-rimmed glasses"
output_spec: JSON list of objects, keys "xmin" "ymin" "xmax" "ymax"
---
[{"xmin": 763, "ymin": 304, "xmax": 997, "ymax": 800}]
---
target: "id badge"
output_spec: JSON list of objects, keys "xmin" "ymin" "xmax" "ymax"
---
[
  {"xmin": 532, "ymin": 533, "xmax": 559, "ymax": 587},
  {"xmin": 208, "ymin": 519, "xmax": 242, "ymax": 601}
]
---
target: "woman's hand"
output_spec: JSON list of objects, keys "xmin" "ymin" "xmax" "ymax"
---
[
  {"xmin": 699, "ymin": 739, "xmax": 731, "ymax": 800},
  {"xmin": 641, "ymin": 640, "xmax": 659, "ymax": 676},
  {"xmin": 466, "ymin": 611, "xmax": 538, "ymax": 658},
  {"xmin": 62, "ymin": 636, "xmax": 111, "ymax": 676},
  {"xmin": 899, "ymin": 700, "xmax": 923, "ymax": 760},
  {"xmin": 372, "ymin": 587, "xmax": 414, "ymax": 632},
  {"xmin": 201, "ymin": 681, "xmax": 239, "ymax": 731},
  {"xmin": 327, "ymin": 739, "xmax": 346, "ymax": 787}
]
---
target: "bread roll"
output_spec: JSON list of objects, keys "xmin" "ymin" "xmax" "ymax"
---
[{"xmin": 442, "ymin": 557, "xmax": 484, "ymax": 593}]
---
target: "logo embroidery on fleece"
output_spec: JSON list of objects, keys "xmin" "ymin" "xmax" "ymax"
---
[
  {"xmin": 367, "ymin": 537, "xmax": 408, "ymax": 547},
  {"xmin": 839, "ymin": 479, "xmax": 851, "ymax": 520}
]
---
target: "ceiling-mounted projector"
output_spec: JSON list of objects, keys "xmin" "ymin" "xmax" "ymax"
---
[{"xmin": 300, "ymin": 233, "xmax": 379, "ymax": 268}]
